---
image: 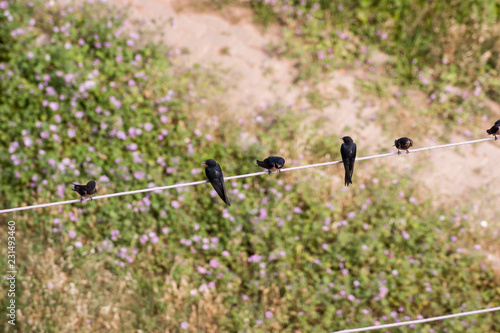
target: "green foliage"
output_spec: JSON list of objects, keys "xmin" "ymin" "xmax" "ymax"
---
[{"xmin": 0, "ymin": 1, "xmax": 499, "ymax": 332}]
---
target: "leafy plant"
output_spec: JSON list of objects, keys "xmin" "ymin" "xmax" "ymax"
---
[{"xmin": 0, "ymin": 1, "xmax": 499, "ymax": 332}]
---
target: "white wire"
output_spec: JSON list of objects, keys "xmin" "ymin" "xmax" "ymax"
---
[
  {"xmin": 0, "ymin": 137, "xmax": 497, "ymax": 214},
  {"xmin": 331, "ymin": 306, "xmax": 500, "ymax": 332}
]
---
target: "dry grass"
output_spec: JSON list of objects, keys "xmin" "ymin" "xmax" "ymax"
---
[{"xmin": 13, "ymin": 248, "xmax": 137, "ymax": 332}]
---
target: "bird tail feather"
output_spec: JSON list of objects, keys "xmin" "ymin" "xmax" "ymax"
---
[
  {"xmin": 219, "ymin": 190, "xmax": 231, "ymax": 206},
  {"xmin": 72, "ymin": 184, "xmax": 83, "ymax": 191},
  {"xmin": 345, "ymin": 174, "xmax": 352, "ymax": 186},
  {"xmin": 256, "ymin": 160, "xmax": 265, "ymax": 168},
  {"xmin": 211, "ymin": 181, "xmax": 231, "ymax": 206}
]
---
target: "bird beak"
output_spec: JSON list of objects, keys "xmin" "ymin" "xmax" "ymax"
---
[{"xmin": 201, "ymin": 161, "xmax": 207, "ymax": 167}]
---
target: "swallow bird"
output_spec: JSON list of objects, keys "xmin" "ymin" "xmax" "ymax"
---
[
  {"xmin": 202, "ymin": 159, "xmax": 230, "ymax": 206},
  {"xmin": 256, "ymin": 156, "xmax": 285, "ymax": 174},
  {"xmin": 394, "ymin": 137, "xmax": 413, "ymax": 154},
  {"xmin": 340, "ymin": 136, "xmax": 356, "ymax": 187},
  {"xmin": 72, "ymin": 180, "xmax": 97, "ymax": 202},
  {"xmin": 487, "ymin": 121, "xmax": 500, "ymax": 140}
]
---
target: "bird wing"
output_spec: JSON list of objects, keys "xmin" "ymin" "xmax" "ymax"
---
[
  {"xmin": 206, "ymin": 166, "xmax": 230, "ymax": 205},
  {"xmin": 269, "ymin": 156, "xmax": 285, "ymax": 168},
  {"xmin": 256, "ymin": 159, "xmax": 272, "ymax": 169},
  {"xmin": 256, "ymin": 159, "xmax": 269, "ymax": 169},
  {"xmin": 340, "ymin": 144, "xmax": 352, "ymax": 184},
  {"xmin": 340, "ymin": 144, "xmax": 350, "ymax": 169},
  {"xmin": 349, "ymin": 144, "xmax": 357, "ymax": 177},
  {"xmin": 72, "ymin": 184, "xmax": 87, "ymax": 196}
]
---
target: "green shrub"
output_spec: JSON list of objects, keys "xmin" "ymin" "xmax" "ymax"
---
[{"xmin": 1, "ymin": 1, "xmax": 499, "ymax": 332}]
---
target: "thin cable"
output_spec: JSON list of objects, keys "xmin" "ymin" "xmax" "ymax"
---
[
  {"xmin": 332, "ymin": 306, "xmax": 500, "ymax": 333},
  {"xmin": 0, "ymin": 137, "xmax": 497, "ymax": 214}
]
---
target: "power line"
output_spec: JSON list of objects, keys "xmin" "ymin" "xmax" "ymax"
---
[
  {"xmin": 0, "ymin": 137, "xmax": 497, "ymax": 215},
  {"xmin": 331, "ymin": 306, "xmax": 500, "ymax": 333}
]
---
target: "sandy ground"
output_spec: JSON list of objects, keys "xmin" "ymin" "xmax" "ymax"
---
[{"xmin": 106, "ymin": 0, "xmax": 500, "ymax": 224}]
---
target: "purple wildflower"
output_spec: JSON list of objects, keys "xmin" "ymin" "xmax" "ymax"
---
[
  {"xmin": 111, "ymin": 230, "xmax": 120, "ymax": 241},
  {"xmin": 144, "ymin": 123, "xmax": 153, "ymax": 131},
  {"xmin": 23, "ymin": 137, "xmax": 33, "ymax": 147},
  {"xmin": 248, "ymin": 254, "xmax": 262, "ymax": 263},
  {"xmin": 126, "ymin": 143, "xmax": 138, "ymax": 151},
  {"xmin": 259, "ymin": 208, "xmax": 268, "ymax": 220},
  {"xmin": 209, "ymin": 259, "xmax": 219, "ymax": 268},
  {"xmin": 140, "ymin": 234, "xmax": 149, "ymax": 243},
  {"xmin": 48, "ymin": 102, "xmax": 59, "ymax": 111},
  {"xmin": 116, "ymin": 131, "xmax": 126, "ymax": 140}
]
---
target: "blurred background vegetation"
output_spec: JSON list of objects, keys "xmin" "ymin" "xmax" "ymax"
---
[
  {"xmin": 253, "ymin": 0, "xmax": 500, "ymax": 136},
  {"xmin": 1, "ymin": 0, "xmax": 500, "ymax": 331}
]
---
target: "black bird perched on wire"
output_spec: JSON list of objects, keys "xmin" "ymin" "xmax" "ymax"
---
[
  {"xmin": 72, "ymin": 180, "xmax": 97, "ymax": 202},
  {"xmin": 340, "ymin": 136, "xmax": 356, "ymax": 187},
  {"xmin": 486, "ymin": 120, "xmax": 500, "ymax": 140},
  {"xmin": 202, "ymin": 159, "xmax": 230, "ymax": 206},
  {"xmin": 256, "ymin": 156, "xmax": 285, "ymax": 174},
  {"xmin": 394, "ymin": 137, "xmax": 413, "ymax": 154}
]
